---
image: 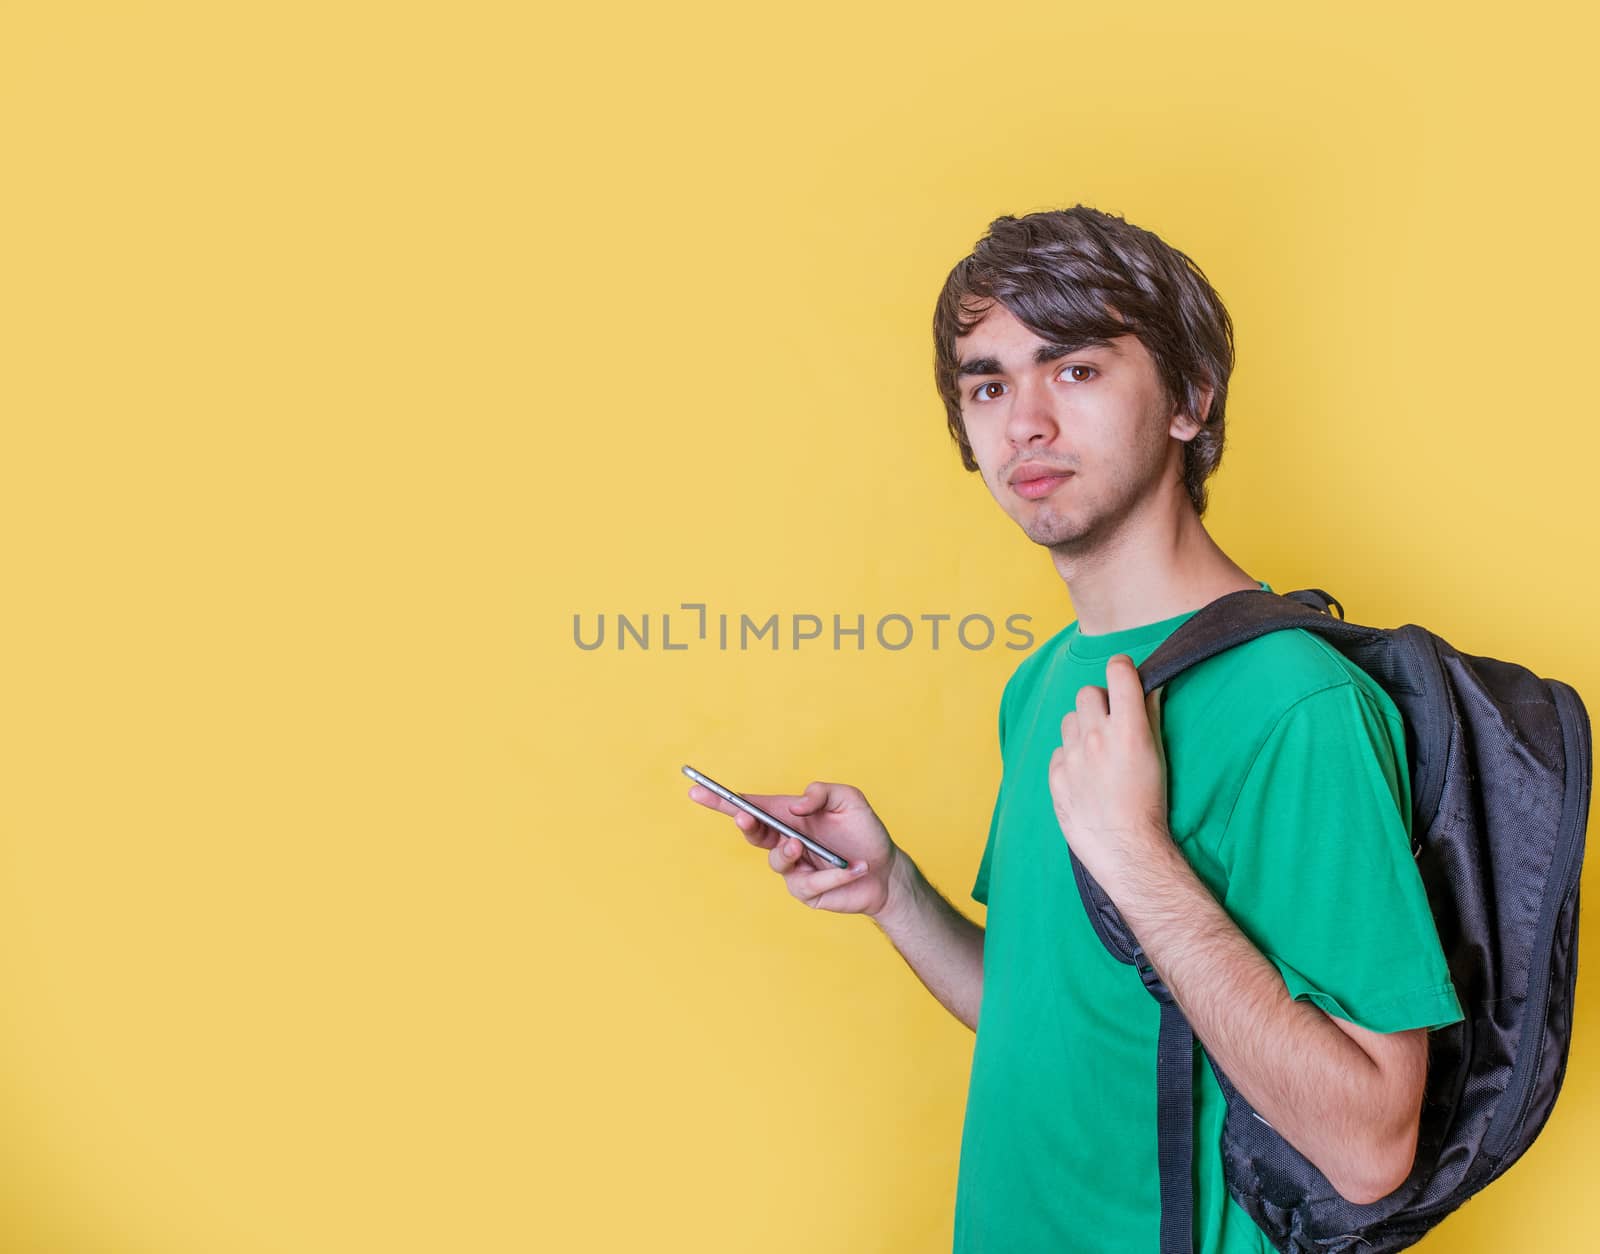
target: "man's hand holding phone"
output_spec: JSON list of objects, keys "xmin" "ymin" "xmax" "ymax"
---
[{"xmin": 684, "ymin": 767, "xmax": 899, "ymax": 916}]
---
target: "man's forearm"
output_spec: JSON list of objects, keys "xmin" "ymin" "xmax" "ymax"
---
[
  {"xmin": 868, "ymin": 849, "xmax": 985, "ymax": 1031},
  {"xmin": 1114, "ymin": 829, "xmax": 1413, "ymax": 1203}
]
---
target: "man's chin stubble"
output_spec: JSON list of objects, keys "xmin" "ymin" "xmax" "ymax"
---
[
  {"xmin": 1024, "ymin": 510, "xmax": 1095, "ymax": 551},
  {"xmin": 1024, "ymin": 494, "xmax": 1141, "ymax": 557}
]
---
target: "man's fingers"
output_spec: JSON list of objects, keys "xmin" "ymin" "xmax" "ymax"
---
[
  {"xmin": 686, "ymin": 786, "xmax": 851, "ymax": 880},
  {"xmin": 687, "ymin": 784, "xmax": 752, "ymax": 821},
  {"xmin": 790, "ymin": 860, "xmax": 868, "ymax": 906},
  {"xmin": 687, "ymin": 784, "xmax": 791, "ymax": 816},
  {"xmin": 786, "ymin": 780, "xmax": 835, "ymax": 815},
  {"xmin": 1105, "ymin": 654, "xmax": 1147, "ymax": 724},
  {"xmin": 1075, "ymin": 681, "xmax": 1110, "ymax": 720},
  {"xmin": 733, "ymin": 809, "xmax": 779, "ymax": 848},
  {"xmin": 687, "ymin": 786, "xmax": 790, "ymax": 848}
]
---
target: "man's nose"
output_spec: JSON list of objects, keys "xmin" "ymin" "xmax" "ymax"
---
[{"xmin": 1005, "ymin": 378, "xmax": 1060, "ymax": 443}]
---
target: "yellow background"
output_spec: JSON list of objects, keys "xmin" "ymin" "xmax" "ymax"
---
[{"xmin": 3, "ymin": 1, "xmax": 1595, "ymax": 1250}]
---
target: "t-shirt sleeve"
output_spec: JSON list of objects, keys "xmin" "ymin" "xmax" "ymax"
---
[
  {"xmin": 971, "ymin": 675, "xmax": 1014, "ymax": 907},
  {"xmin": 971, "ymin": 784, "xmax": 1002, "ymax": 907},
  {"xmin": 1218, "ymin": 682, "xmax": 1464, "ymax": 1034}
]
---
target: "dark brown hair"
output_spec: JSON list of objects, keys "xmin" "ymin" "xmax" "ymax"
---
[{"xmin": 932, "ymin": 205, "xmax": 1235, "ymax": 518}]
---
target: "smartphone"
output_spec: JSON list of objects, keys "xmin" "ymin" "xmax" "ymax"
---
[{"xmin": 682, "ymin": 764, "xmax": 851, "ymax": 869}]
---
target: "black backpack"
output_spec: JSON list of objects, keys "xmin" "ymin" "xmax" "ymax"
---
[{"xmin": 1068, "ymin": 586, "xmax": 1592, "ymax": 1253}]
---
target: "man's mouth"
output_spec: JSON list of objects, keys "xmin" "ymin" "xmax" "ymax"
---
[{"xmin": 1012, "ymin": 470, "xmax": 1074, "ymax": 499}]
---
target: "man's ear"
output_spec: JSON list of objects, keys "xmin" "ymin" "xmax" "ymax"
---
[{"xmin": 1169, "ymin": 381, "xmax": 1215, "ymax": 442}]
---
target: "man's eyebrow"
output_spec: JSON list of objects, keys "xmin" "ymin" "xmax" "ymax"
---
[{"xmin": 955, "ymin": 337, "xmax": 1118, "ymax": 378}]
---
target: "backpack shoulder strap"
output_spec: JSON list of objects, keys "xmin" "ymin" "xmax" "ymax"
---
[
  {"xmin": 1073, "ymin": 586, "xmax": 1372, "ymax": 966},
  {"xmin": 1136, "ymin": 585, "xmax": 1381, "ymax": 694}
]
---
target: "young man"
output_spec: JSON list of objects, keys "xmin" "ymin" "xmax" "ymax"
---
[{"xmin": 687, "ymin": 205, "xmax": 1462, "ymax": 1253}]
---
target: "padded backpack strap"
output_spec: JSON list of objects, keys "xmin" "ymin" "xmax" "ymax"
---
[{"xmin": 1134, "ymin": 944, "xmax": 1196, "ymax": 1254}]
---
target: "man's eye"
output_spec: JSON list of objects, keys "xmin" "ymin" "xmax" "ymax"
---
[{"xmin": 969, "ymin": 365, "xmax": 1094, "ymax": 403}]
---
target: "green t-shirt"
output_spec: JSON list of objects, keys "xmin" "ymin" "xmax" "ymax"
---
[{"xmin": 952, "ymin": 581, "xmax": 1464, "ymax": 1254}]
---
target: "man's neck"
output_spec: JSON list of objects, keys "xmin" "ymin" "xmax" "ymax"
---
[{"xmin": 1052, "ymin": 493, "xmax": 1258, "ymax": 637}]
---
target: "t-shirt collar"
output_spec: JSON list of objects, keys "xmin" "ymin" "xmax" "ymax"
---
[{"xmin": 1065, "ymin": 580, "xmax": 1274, "ymax": 661}]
